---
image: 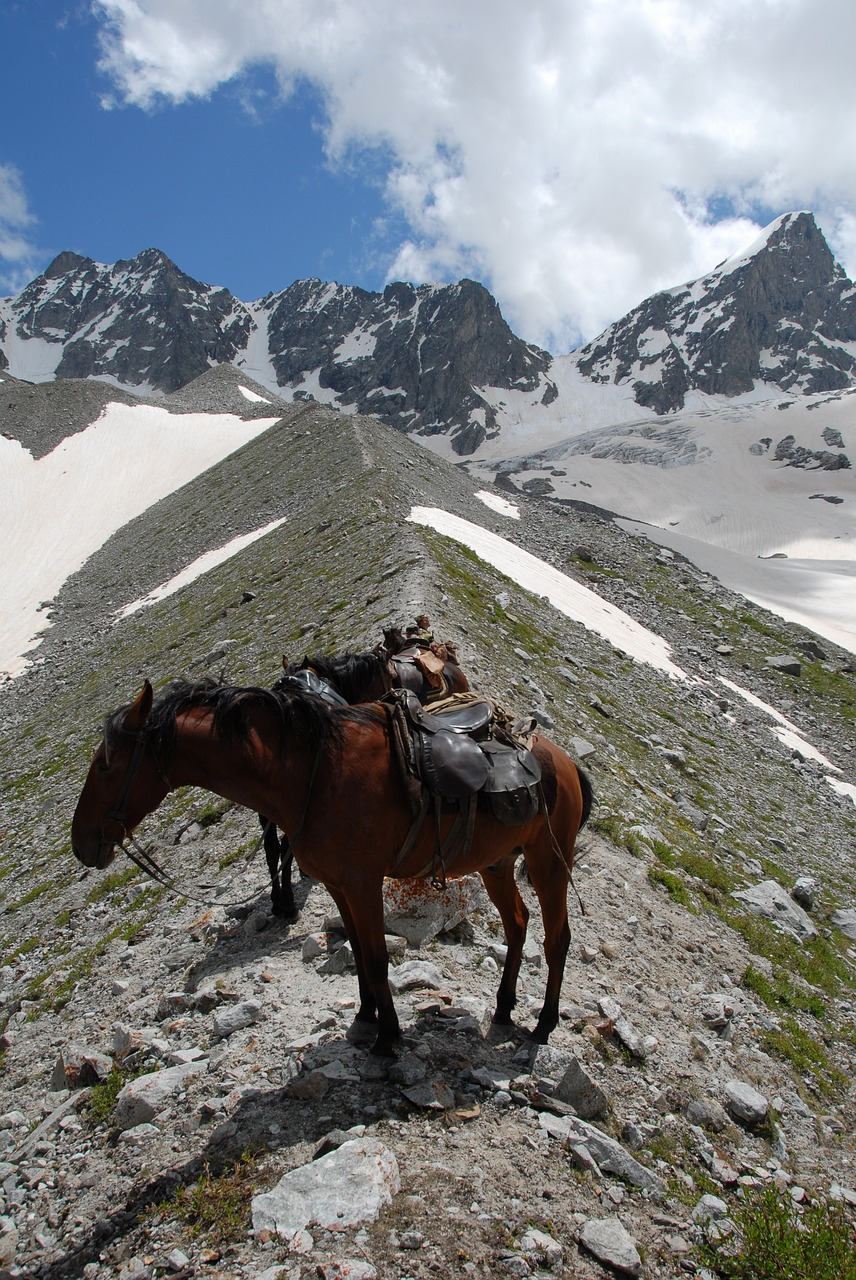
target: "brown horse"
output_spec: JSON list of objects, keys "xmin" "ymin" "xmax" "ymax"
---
[
  {"xmin": 71, "ymin": 680, "xmax": 592, "ymax": 1056},
  {"xmin": 262, "ymin": 642, "xmax": 470, "ymax": 917}
]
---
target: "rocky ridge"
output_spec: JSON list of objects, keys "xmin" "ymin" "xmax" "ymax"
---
[
  {"xmin": 4, "ymin": 211, "xmax": 856, "ymax": 459},
  {"xmin": 576, "ymin": 212, "xmax": 856, "ymax": 414},
  {"xmin": 1, "ymin": 392, "xmax": 855, "ymax": 1278},
  {"xmin": 0, "ymin": 254, "xmax": 549, "ymax": 455}
]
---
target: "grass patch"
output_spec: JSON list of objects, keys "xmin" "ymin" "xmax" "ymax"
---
[
  {"xmin": 157, "ymin": 1149, "xmax": 261, "ymax": 1247},
  {"xmin": 88, "ymin": 1062, "xmax": 151, "ymax": 1124},
  {"xmin": 758, "ymin": 1016, "xmax": 848, "ymax": 1095},
  {"xmin": 85, "ymin": 865, "xmax": 139, "ymax": 903},
  {"xmin": 195, "ymin": 798, "xmax": 234, "ymax": 829},
  {"xmin": 696, "ymin": 1183, "xmax": 856, "ymax": 1279},
  {"xmin": 678, "ymin": 849, "xmax": 737, "ymax": 895},
  {"xmin": 647, "ymin": 866, "xmax": 695, "ymax": 909},
  {"xmin": 742, "ymin": 964, "xmax": 827, "ymax": 1019},
  {"xmin": 5, "ymin": 881, "xmax": 53, "ymax": 913},
  {"xmin": 730, "ymin": 907, "xmax": 848, "ymax": 995}
]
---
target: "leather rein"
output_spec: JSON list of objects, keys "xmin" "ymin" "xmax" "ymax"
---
[{"xmin": 104, "ymin": 726, "xmax": 320, "ymax": 909}]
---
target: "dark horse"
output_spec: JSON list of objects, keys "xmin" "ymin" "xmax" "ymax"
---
[
  {"xmin": 261, "ymin": 637, "xmax": 469, "ymax": 918},
  {"xmin": 72, "ymin": 680, "xmax": 592, "ymax": 1056}
]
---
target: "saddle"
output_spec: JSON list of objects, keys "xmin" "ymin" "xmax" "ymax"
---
[
  {"xmin": 386, "ymin": 689, "xmax": 543, "ymax": 885},
  {"xmin": 276, "ymin": 667, "xmax": 348, "ymax": 706},
  {"xmin": 390, "ymin": 644, "xmax": 448, "ymax": 698}
]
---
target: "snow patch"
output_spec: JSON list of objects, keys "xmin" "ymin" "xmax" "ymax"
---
[
  {"xmin": 475, "ymin": 490, "xmax": 520, "ymax": 519},
  {"xmin": 115, "ymin": 518, "xmax": 286, "ymax": 618},
  {"xmin": 0, "ymin": 404, "xmax": 279, "ymax": 678},
  {"xmin": 717, "ymin": 677, "xmax": 840, "ymax": 770},
  {"xmin": 237, "ymin": 384, "xmax": 270, "ymax": 404},
  {"xmin": 408, "ymin": 506, "xmax": 687, "ymax": 680}
]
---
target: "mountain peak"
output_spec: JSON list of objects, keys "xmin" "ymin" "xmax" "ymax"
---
[
  {"xmin": 577, "ymin": 210, "xmax": 856, "ymax": 411},
  {"xmin": 42, "ymin": 250, "xmax": 92, "ymax": 279}
]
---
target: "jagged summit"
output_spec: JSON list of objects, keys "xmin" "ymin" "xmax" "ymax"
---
[
  {"xmin": 3, "ymin": 211, "xmax": 856, "ymax": 448},
  {"xmin": 576, "ymin": 211, "xmax": 856, "ymax": 413},
  {"xmin": 0, "ymin": 254, "xmax": 548, "ymax": 451}
]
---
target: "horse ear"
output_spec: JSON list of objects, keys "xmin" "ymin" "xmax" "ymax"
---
[
  {"xmin": 124, "ymin": 680, "xmax": 153, "ymax": 731},
  {"xmin": 281, "ymin": 655, "xmax": 288, "ymax": 670}
]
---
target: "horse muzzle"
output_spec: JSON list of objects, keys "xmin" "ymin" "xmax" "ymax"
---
[{"xmin": 72, "ymin": 832, "xmax": 119, "ymax": 870}]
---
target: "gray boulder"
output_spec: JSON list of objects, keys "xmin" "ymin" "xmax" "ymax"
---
[
  {"xmin": 114, "ymin": 1060, "xmax": 209, "ymax": 1131},
  {"xmin": 731, "ymin": 879, "xmax": 817, "ymax": 939},
  {"xmin": 765, "ymin": 655, "xmax": 802, "ymax": 676},
  {"xmin": 831, "ymin": 908, "xmax": 856, "ymax": 941},
  {"xmin": 723, "ymin": 1080, "xmax": 769, "ymax": 1127},
  {"xmin": 553, "ymin": 1056, "xmax": 609, "ymax": 1120},
  {"xmin": 579, "ymin": 1218, "xmax": 642, "ymax": 1275}
]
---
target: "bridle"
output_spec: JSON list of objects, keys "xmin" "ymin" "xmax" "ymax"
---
[
  {"xmin": 99, "ymin": 720, "xmax": 323, "ymax": 909},
  {"xmin": 99, "ymin": 726, "xmax": 176, "ymax": 879},
  {"xmin": 104, "ymin": 730, "xmax": 155, "ymax": 842}
]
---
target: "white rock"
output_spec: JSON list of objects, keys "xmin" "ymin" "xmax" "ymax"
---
[
  {"xmin": 831, "ymin": 908, "xmax": 856, "ymax": 941},
  {"xmin": 388, "ymin": 960, "xmax": 444, "ymax": 994},
  {"xmin": 692, "ymin": 1193, "xmax": 729, "ymax": 1223},
  {"xmin": 791, "ymin": 876, "xmax": 818, "ymax": 909},
  {"xmin": 723, "ymin": 1080, "xmax": 769, "ymax": 1127},
  {"xmin": 251, "ymin": 1138, "xmax": 400, "ymax": 1236},
  {"xmin": 579, "ymin": 1217, "xmax": 642, "ymax": 1275},
  {"xmin": 597, "ymin": 996, "xmax": 648, "ymax": 1058},
  {"xmin": 114, "ymin": 1060, "xmax": 208, "ymax": 1131},
  {"xmin": 211, "ymin": 998, "xmax": 263, "ymax": 1040},
  {"xmin": 382, "ymin": 874, "xmax": 487, "ymax": 946},
  {"xmin": 519, "ymin": 1225, "xmax": 563, "ymax": 1269}
]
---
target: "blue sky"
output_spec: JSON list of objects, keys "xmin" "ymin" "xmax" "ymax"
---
[
  {"xmin": 4, "ymin": 1, "xmax": 856, "ymax": 352},
  {"xmin": 1, "ymin": 1, "xmax": 396, "ymax": 301}
]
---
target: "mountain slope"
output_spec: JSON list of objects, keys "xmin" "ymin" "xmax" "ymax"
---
[
  {"xmin": 3, "ymin": 213, "xmax": 856, "ymax": 460},
  {"xmin": 0, "ymin": 253, "xmax": 549, "ymax": 453},
  {"xmin": 1, "ymin": 400, "xmax": 855, "ymax": 1276}
]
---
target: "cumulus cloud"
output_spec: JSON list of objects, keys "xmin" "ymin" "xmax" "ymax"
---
[
  {"xmin": 0, "ymin": 164, "xmax": 40, "ymax": 295},
  {"xmin": 93, "ymin": 0, "xmax": 856, "ymax": 350}
]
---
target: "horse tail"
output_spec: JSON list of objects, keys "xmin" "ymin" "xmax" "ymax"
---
[{"xmin": 575, "ymin": 763, "xmax": 594, "ymax": 829}]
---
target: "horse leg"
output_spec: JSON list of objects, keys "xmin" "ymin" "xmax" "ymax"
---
[
  {"xmin": 325, "ymin": 888, "xmax": 378, "ymax": 1037},
  {"xmin": 525, "ymin": 830, "xmax": 573, "ymax": 1044},
  {"xmin": 334, "ymin": 884, "xmax": 400, "ymax": 1056},
  {"xmin": 479, "ymin": 856, "xmax": 529, "ymax": 1028},
  {"xmin": 260, "ymin": 817, "xmax": 297, "ymax": 921}
]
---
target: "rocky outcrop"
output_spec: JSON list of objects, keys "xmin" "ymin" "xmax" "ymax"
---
[
  {"xmin": 262, "ymin": 275, "xmax": 549, "ymax": 453},
  {"xmin": 4, "ymin": 211, "xmax": 856, "ymax": 451},
  {"xmin": 577, "ymin": 212, "xmax": 856, "ymax": 412},
  {"xmin": 1, "ymin": 256, "xmax": 549, "ymax": 454},
  {"xmin": 9, "ymin": 248, "xmax": 253, "ymax": 391}
]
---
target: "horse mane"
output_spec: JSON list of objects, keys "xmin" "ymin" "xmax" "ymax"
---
[
  {"xmin": 104, "ymin": 677, "xmax": 383, "ymax": 762},
  {"xmin": 286, "ymin": 650, "xmax": 388, "ymax": 704}
]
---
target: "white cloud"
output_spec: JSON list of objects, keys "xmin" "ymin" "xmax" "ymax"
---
[
  {"xmin": 0, "ymin": 165, "xmax": 40, "ymax": 295},
  {"xmin": 93, "ymin": 0, "xmax": 856, "ymax": 350}
]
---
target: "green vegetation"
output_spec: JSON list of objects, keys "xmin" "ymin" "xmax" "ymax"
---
[
  {"xmin": 647, "ymin": 865, "xmax": 694, "ymax": 909},
  {"xmin": 757, "ymin": 1017, "xmax": 847, "ymax": 1096},
  {"xmin": 88, "ymin": 1062, "xmax": 150, "ymax": 1124},
  {"xmin": 742, "ymin": 963, "xmax": 827, "ymax": 1019},
  {"xmin": 85, "ymin": 865, "xmax": 139, "ymax": 903},
  {"xmin": 696, "ymin": 1184, "xmax": 856, "ymax": 1279},
  {"xmin": 5, "ymin": 881, "xmax": 53, "ymax": 913},
  {"xmin": 155, "ymin": 1150, "xmax": 261, "ymax": 1246}
]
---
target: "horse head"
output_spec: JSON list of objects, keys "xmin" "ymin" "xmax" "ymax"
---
[{"xmin": 71, "ymin": 680, "xmax": 168, "ymax": 870}]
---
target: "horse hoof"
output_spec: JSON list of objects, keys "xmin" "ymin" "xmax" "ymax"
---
[
  {"xmin": 270, "ymin": 900, "xmax": 298, "ymax": 921},
  {"xmin": 362, "ymin": 1052, "xmax": 394, "ymax": 1077},
  {"xmin": 346, "ymin": 1018, "xmax": 378, "ymax": 1046},
  {"xmin": 531, "ymin": 1022, "xmax": 555, "ymax": 1045}
]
